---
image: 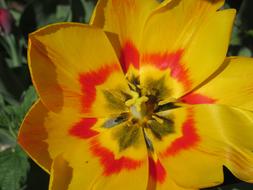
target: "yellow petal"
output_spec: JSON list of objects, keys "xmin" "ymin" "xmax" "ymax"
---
[
  {"xmin": 89, "ymin": 159, "xmax": 148, "ymax": 190},
  {"xmin": 144, "ymin": 107, "xmax": 216, "ymax": 188},
  {"xmin": 141, "ymin": 1, "xmax": 235, "ymax": 97},
  {"xmin": 182, "ymin": 57, "xmax": 253, "ymax": 111},
  {"xmin": 161, "ymin": 149, "xmax": 223, "ymax": 189},
  {"xmin": 59, "ymin": 139, "xmax": 103, "ymax": 190},
  {"xmin": 18, "ymin": 100, "xmax": 103, "ymax": 174},
  {"xmin": 142, "ymin": 0, "xmax": 227, "ymax": 51},
  {"xmin": 89, "ymin": 0, "xmax": 107, "ymax": 27},
  {"xmin": 18, "ymin": 100, "xmax": 52, "ymax": 173},
  {"xmin": 91, "ymin": 0, "xmax": 158, "ymax": 45},
  {"xmin": 37, "ymin": 106, "xmax": 102, "ymax": 161},
  {"xmin": 90, "ymin": 0, "xmax": 159, "ymax": 75},
  {"xmin": 147, "ymin": 153, "xmax": 198, "ymax": 190},
  {"xmin": 49, "ymin": 155, "xmax": 73, "ymax": 190},
  {"xmin": 55, "ymin": 122, "xmax": 149, "ymax": 190},
  {"xmin": 193, "ymin": 105, "xmax": 253, "ymax": 183},
  {"xmin": 65, "ymin": 137, "xmax": 149, "ymax": 190},
  {"xmin": 90, "ymin": 0, "xmax": 174, "ymax": 28},
  {"xmin": 145, "ymin": 104, "xmax": 253, "ymax": 188},
  {"xmin": 19, "ymin": 100, "xmax": 150, "ymax": 189},
  {"xmin": 28, "ymin": 22, "xmax": 129, "ymax": 117}
]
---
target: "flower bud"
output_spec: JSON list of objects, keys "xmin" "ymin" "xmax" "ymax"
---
[{"xmin": 0, "ymin": 8, "xmax": 12, "ymax": 34}]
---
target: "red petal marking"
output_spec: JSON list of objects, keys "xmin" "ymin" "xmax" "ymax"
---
[
  {"xmin": 181, "ymin": 93, "xmax": 216, "ymax": 104},
  {"xmin": 90, "ymin": 138, "xmax": 143, "ymax": 176},
  {"xmin": 162, "ymin": 108, "xmax": 200, "ymax": 157},
  {"xmin": 120, "ymin": 41, "xmax": 139, "ymax": 73},
  {"xmin": 79, "ymin": 64, "xmax": 120, "ymax": 113},
  {"xmin": 148, "ymin": 157, "xmax": 166, "ymax": 184},
  {"xmin": 69, "ymin": 118, "xmax": 98, "ymax": 139},
  {"xmin": 142, "ymin": 50, "xmax": 192, "ymax": 90}
]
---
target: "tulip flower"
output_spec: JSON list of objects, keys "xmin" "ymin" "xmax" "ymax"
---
[{"xmin": 18, "ymin": 0, "xmax": 253, "ymax": 189}]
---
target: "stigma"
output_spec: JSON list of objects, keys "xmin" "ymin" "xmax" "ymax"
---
[{"xmin": 125, "ymin": 90, "xmax": 148, "ymax": 116}]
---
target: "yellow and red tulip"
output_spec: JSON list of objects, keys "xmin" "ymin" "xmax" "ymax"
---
[{"xmin": 18, "ymin": 0, "xmax": 253, "ymax": 190}]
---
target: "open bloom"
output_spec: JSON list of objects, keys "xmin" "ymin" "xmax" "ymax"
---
[{"xmin": 18, "ymin": 0, "xmax": 253, "ymax": 189}]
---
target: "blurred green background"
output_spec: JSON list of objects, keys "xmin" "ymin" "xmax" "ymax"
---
[{"xmin": 0, "ymin": 0, "xmax": 252, "ymax": 190}]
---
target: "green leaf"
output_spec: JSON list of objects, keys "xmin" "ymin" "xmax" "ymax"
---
[
  {"xmin": 0, "ymin": 128, "xmax": 15, "ymax": 151},
  {"xmin": 10, "ymin": 10, "xmax": 22, "ymax": 25},
  {"xmin": 0, "ymin": 86, "xmax": 36, "ymax": 190},
  {"xmin": 0, "ymin": 94, "xmax": 4, "ymax": 107},
  {"xmin": 230, "ymin": 25, "xmax": 242, "ymax": 46},
  {"xmin": 238, "ymin": 47, "xmax": 252, "ymax": 57},
  {"xmin": 83, "ymin": 0, "xmax": 96, "ymax": 23},
  {"xmin": 56, "ymin": 5, "xmax": 71, "ymax": 21},
  {"xmin": 0, "ymin": 105, "xmax": 20, "ymax": 138},
  {"xmin": 0, "ymin": 86, "xmax": 37, "ymax": 137},
  {"xmin": 0, "ymin": 146, "xmax": 29, "ymax": 190},
  {"xmin": 19, "ymin": 86, "xmax": 37, "ymax": 119},
  {"xmin": 246, "ymin": 29, "xmax": 253, "ymax": 37},
  {"xmin": 0, "ymin": 105, "xmax": 13, "ymax": 129}
]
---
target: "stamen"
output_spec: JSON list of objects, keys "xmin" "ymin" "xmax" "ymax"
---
[
  {"xmin": 125, "ymin": 91, "xmax": 148, "ymax": 111},
  {"xmin": 151, "ymin": 115, "xmax": 164, "ymax": 124},
  {"xmin": 136, "ymin": 96, "xmax": 149, "ymax": 111},
  {"xmin": 125, "ymin": 91, "xmax": 139, "ymax": 106},
  {"xmin": 128, "ymin": 81, "xmax": 137, "ymax": 91},
  {"xmin": 158, "ymin": 97, "xmax": 178, "ymax": 105}
]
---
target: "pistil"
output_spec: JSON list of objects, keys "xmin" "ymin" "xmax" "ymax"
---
[{"xmin": 125, "ymin": 90, "xmax": 148, "ymax": 111}]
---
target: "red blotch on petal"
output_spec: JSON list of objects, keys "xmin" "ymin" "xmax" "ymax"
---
[
  {"xmin": 120, "ymin": 41, "xmax": 139, "ymax": 72},
  {"xmin": 162, "ymin": 108, "xmax": 200, "ymax": 157},
  {"xmin": 69, "ymin": 118, "xmax": 98, "ymax": 139},
  {"xmin": 181, "ymin": 93, "xmax": 216, "ymax": 104},
  {"xmin": 149, "ymin": 157, "xmax": 166, "ymax": 184},
  {"xmin": 79, "ymin": 64, "xmax": 120, "ymax": 113},
  {"xmin": 142, "ymin": 50, "xmax": 192, "ymax": 90},
  {"xmin": 90, "ymin": 139, "xmax": 143, "ymax": 176}
]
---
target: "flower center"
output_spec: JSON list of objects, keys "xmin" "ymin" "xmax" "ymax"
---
[
  {"xmin": 125, "ymin": 90, "xmax": 148, "ymax": 119},
  {"xmin": 102, "ymin": 74, "xmax": 180, "ymax": 152}
]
